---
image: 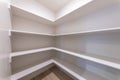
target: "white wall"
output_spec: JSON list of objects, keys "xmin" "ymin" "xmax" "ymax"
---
[
  {"xmin": 11, "ymin": 0, "xmax": 55, "ymax": 21},
  {"xmin": 56, "ymin": 4, "xmax": 120, "ymax": 34},
  {"xmin": 0, "ymin": 0, "xmax": 11, "ymax": 80},
  {"xmin": 0, "ymin": 0, "xmax": 11, "ymax": 30}
]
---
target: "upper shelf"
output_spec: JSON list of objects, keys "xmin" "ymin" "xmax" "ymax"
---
[
  {"xmin": 11, "ymin": 0, "xmax": 118, "ymax": 25},
  {"xmin": 10, "ymin": 47, "xmax": 54, "ymax": 58},
  {"xmin": 11, "ymin": 5, "xmax": 54, "ymax": 25},
  {"xmin": 11, "ymin": 30, "xmax": 55, "ymax": 36},
  {"xmin": 54, "ymin": 58, "xmax": 108, "ymax": 80},
  {"xmin": 56, "ymin": 27, "xmax": 120, "ymax": 36}
]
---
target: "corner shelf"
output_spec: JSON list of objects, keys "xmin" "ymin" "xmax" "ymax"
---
[
  {"xmin": 55, "ymin": 27, "xmax": 120, "ymax": 36},
  {"xmin": 10, "ymin": 47, "xmax": 54, "ymax": 58},
  {"xmin": 11, "ymin": 30, "xmax": 55, "ymax": 36},
  {"xmin": 11, "ymin": 59, "xmax": 86, "ymax": 80},
  {"xmin": 11, "ymin": 60, "xmax": 53, "ymax": 80},
  {"xmin": 54, "ymin": 47, "xmax": 120, "ymax": 70},
  {"xmin": 11, "ymin": 47, "xmax": 120, "ymax": 70}
]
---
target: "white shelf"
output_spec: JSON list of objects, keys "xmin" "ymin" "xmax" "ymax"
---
[
  {"xmin": 10, "ymin": 47, "xmax": 54, "ymax": 58},
  {"xmin": 11, "ymin": 0, "xmax": 116, "ymax": 25},
  {"xmin": 11, "ymin": 59, "xmax": 86, "ymax": 80},
  {"xmin": 53, "ymin": 47, "xmax": 120, "ymax": 70},
  {"xmin": 10, "ymin": 27, "xmax": 120, "ymax": 36},
  {"xmin": 11, "ymin": 47, "xmax": 120, "ymax": 70},
  {"xmin": 55, "ymin": 27, "xmax": 120, "ymax": 36},
  {"xmin": 11, "ymin": 30, "xmax": 55, "ymax": 36},
  {"xmin": 11, "ymin": 60, "xmax": 53, "ymax": 80},
  {"xmin": 54, "ymin": 58, "xmax": 108, "ymax": 80},
  {"xmin": 11, "ymin": 5, "xmax": 54, "ymax": 25}
]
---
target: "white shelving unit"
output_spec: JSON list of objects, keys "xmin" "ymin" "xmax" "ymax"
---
[
  {"xmin": 11, "ymin": 59, "xmax": 86, "ymax": 80},
  {"xmin": 10, "ymin": 0, "xmax": 120, "ymax": 80}
]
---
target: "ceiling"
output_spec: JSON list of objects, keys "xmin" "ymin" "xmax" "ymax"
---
[{"xmin": 37, "ymin": 0, "xmax": 73, "ymax": 13}]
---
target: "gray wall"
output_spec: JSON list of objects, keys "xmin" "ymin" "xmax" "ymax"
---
[{"xmin": 11, "ymin": 33, "xmax": 55, "ymax": 52}]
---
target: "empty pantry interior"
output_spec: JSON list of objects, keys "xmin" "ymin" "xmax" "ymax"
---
[{"xmin": 0, "ymin": 0, "xmax": 120, "ymax": 80}]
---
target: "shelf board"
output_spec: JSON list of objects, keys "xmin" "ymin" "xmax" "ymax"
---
[
  {"xmin": 55, "ymin": 27, "xmax": 120, "ymax": 36},
  {"xmin": 11, "ymin": 0, "xmax": 117, "ymax": 25},
  {"xmin": 54, "ymin": 58, "xmax": 108, "ymax": 80},
  {"xmin": 11, "ymin": 5, "xmax": 54, "ymax": 25},
  {"xmin": 11, "ymin": 47, "xmax": 120, "ymax": 70},
  {"xmin": 11, "ymin": 30, "xmax": 55, "ymax": 36},
  {"xmin": 54, "ymin": 0, "xmax": 117, "ymax": 25},
  {"xmin": 11, "ymin": 59, "xmax": 86, "ymax": 80},
  {"xmin": 10, "ymin": 27, "xmax": 120, "ymax": 36},
  {"xmin": 10, "ymin": 47, "xmax": 54, "ymax": 58},
  {"xmin": 54, "ymin": 47, "xmax": 120, "ymax": 70}
]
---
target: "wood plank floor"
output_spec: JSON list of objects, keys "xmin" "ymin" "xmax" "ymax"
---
[{"xmin": 31, "ymin": 66, "xmax": 74, "ymax": 80}]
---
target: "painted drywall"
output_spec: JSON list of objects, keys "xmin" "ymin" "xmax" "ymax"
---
[
  {"xmin": 56, "ymin": 4, "xmax": 120, "ymax": 34},
  {"xmin": 12, "ymin": 15, "xmax": 55, "ymax": 35},
  {"xmin": 11, "ymin": 0, "xmax": 55, "ymax": 21},
  {"xmin": 11, "ymin": 33, "xmax": 54, "ymax": 52},
  {"xmin": 0, "ymin": 0, "xmax": 11, "ymax": 80}
]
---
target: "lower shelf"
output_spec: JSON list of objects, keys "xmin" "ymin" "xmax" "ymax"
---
[
  {"xmin": 11, "ymin": 59, "xmax": 85, "ymax": 80},
  {"xmin": 11, "ymin": 59, "xmax": 108, "ymax": 80}
]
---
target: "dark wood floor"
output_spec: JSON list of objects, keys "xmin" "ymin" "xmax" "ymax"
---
[{"xmin": 31, "ymin": 66, "xmax": 74, "ymax": 80}]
